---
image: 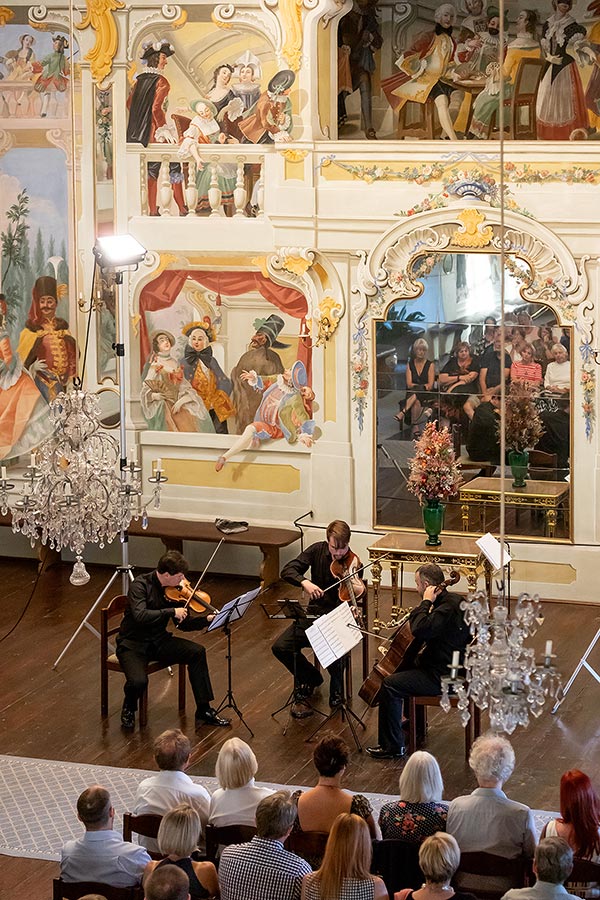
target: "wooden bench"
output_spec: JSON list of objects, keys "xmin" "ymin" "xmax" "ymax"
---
[{"xmin": 128, "ymin": 517, "xmax": 300, "ymax": 587}]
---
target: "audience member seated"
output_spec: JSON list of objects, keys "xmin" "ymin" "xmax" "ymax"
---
[
  {"xmin": 541, "ymin": 770, "xmax": 600, "ymax": 862},
  {"xmin": 209, "ymin": 737, "xmax": 274, "ymax": 826},
  {"xmin": 291, "ymin": 736, "xmax": 380, "ymax": 843},
  {"xmin": 144, "ymin": 804, "xmax": 218, "ymax": 900},
  {"xmin": 379, "ymin": 751, "xmax": 448, "ymax": 842},
  {"xmin": 394, "ymin": 832, "xmax": 477, "ymax": 900},
  {"xmin": 301, "ymin": 813, "xmax": 387, "ymax": 900},
  {"xmin": 479, "ymin": 330, "xmax": 512, "ymax": 395},
  {"xmin": 510, "ymin": 344, "xmax": 543, "ymax": 387},
  {"xmin": 532, "ymin": 326, "xmax": 556, "ymax": 376},
  {"xmin": 218, "ymin": 791, "xmax": 312, "ymax": 900},
  {"xmin": 439, "ymin": 343, "xmax": 480, "ymax": 420},
  {"xmin": 544, "ymin": 345, "xmax": 571, "ymax": 395},
  {"xmin": 466, "ymin": 391, "xmax": 501, "ymax": 463},
  {"xmin": 501, "ymin": 837, "xmax": 579, "ymax": 900},
  {"xmin": 134, "ymin": 729, "xmax": 210, "ymax": 851},
  {"xmin": 446, "ymin": 733, "xmax": 537, "ymax": 859},
  {"xmin": 78, "ymin": 895, "xmax": 108, "ymax": 900},
  {"xmin": 537, "ymin": 406, "xmax": 570, "ymax": 473},
  {"xmin": 145, "ymin": 863, "xmax": 190, "ymax": 900},
  {"xmin": 61, "ymin": 785, "xmax": 150, "ymax": 886},
  {"xmin": 396, "ymin": 338, "xmax": 435, "ymax": 435}
]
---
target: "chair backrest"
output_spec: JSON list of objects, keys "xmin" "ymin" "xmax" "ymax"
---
[
  {"xmin": 123, "ymin": 811, "xmax": 163, "ymax": 843},
  {"xmin": 454, "ymin": 851, "xmax": 530, "ymax": 900},
  {"xmin": 528, "ymin": 449, "xmax": 558, "ymax": 481},
  {"xmin": 205, "ymin": 822, "xmax": 257, "ymax": 863},
  {"xmin": 101, "ymin": 595, "xmax": 129, "ymax": 648},
  {"xmin": 371, "ymin": 839, "xmax": 424, "ymax": 897},
  {"xmin": 53, "ymin": 877, "xmax": 142, "ymax": 900},
  {"xmin": 284, "ymin": 830, "xmax": 329, "ymax": 866},
  {"xmin": 570, "ymin": 856, "xmax": 600, "ymax": 883},
  {"xmin": 513, "ymin": 57, "xmax": 545, "ymax": 100}
]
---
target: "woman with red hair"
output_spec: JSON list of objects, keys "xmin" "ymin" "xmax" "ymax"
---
[{"xmin": 541, "ymin": 770, "xmax": 600, "ymax": 861}]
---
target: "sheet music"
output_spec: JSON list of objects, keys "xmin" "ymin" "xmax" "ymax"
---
[
  {"xmin": 306, "ymin": 602, "xmax": 362, "ymax": 668},
  {"xmin": 208, "ymin": 587, "xmax": 260, "ymax": 632},
  {"xmin": 476, "ymin": 532, "xmax": 512, "ymax": 571}
]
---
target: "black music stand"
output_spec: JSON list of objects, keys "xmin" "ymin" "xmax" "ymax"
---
[
  {"xmin": 210, "ymin": 586, "xmax": 261, "ymax": 736},
  {"xmin": 265, "ymin": 599, "xmax": 327, "ymax": 735}
]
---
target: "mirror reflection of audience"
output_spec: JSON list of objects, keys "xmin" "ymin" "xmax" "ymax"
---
[
  {"xmin": 396, "ymin": 338, "xmax": 435, "ymax": 435},
  {"xmin": 466, "ymin": 389, "xmax": 501, "ymax": 463},
  {"xmin": 510, "ymin": 343, "xmax": 543, "ymax": 387},
  {"xmin": 532, "ymin": 325, "xmax": 556, "ymax": 375},
  {"xmin": 479, "ymin": 328, "xmax": 511, "ymax": 395},
  {"xmin": 537, "ymin": 403, "xmax": 570, "ymax": 473},
  {"xmin": 471, "ymin": 315, "xmax": 496, "ymax": 357},
  {"xmin": 544, "ymin": 343, "xmax": 570, "ymax": 395},
  {"xmin": 439, "ymin": 341, "xmax": 480, "ymax": 420}
]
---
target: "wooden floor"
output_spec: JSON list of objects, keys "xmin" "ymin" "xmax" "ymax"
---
[{"xmin": 2, "ymin": 555, "xmax": 600, "ymax": 899}]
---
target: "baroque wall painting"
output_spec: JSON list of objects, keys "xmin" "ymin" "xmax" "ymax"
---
[
  {"xmin": 337, "ymin": 0, "xmax": 600, "ymax": 141},
  {"xmin": 0, "ymin": 25, "xmax": 73, "ymax": 120},
  {"xmin": 138, "ymin": 269, "xmax": 319, "ymax": 470}
]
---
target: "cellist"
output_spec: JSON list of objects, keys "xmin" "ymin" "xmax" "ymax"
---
[
  {"xmin": 272, "ymin": 520, "xmax": 366, "ymax": 718},
  {"xmin": 366, "ymin": 563, "xmax": 470, "ymax": 760}
]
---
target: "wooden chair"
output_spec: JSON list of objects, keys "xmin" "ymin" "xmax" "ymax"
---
[
  {"xmin": 528, "ymin": 449, "xmax": 558, "ymax": 480},
  {"xmin": 453, "ymin": 851, "xmax": 531, "ymax": 900},
  {"xmin": 397, "ymin": 97, "xmax": 440, "ymax": 140},
  {"xmin": 371, "ymin": 839, "xmax": 424, "ymax": 897},
  {"xmin": 205, "ymin": 823, "xmax": 257, "ymax": 863},
  {"xmin": 100, "ymin": 595, "xmax": 186, "ymax": 727},
  {"xmin": 407, "ymin": 694, "xmax": 481, "ymax": 760},
  {"xmin": 569, "ymin": 856, "xmax": 600, "ymax": 890},
  {"xmin": 284, "ymin": 830, "xmax": 329, "ymax": 865},
  {"xmin": 123, "ymin": 811, "xmax": 164, "ymax": 859},
  {"xmin": 488, "ymin": 57, "xmax": 545, "ymax": 139},
  {"xmin": 53, "ymin": 878, "xmax": 143, "ymax": 900}
]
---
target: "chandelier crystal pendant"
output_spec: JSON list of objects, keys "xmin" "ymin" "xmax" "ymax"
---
[
  {"xmin": 10, "ymin": 388, "xmax": 143, "ymax": 585},
  {"xmin": 441, "ymin": 586, "xmax": 562, "ymax": 734}
]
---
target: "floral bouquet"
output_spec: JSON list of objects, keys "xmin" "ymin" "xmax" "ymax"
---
[
  {"xmin": 407, "ymin": 421, "xmax": 463, "ymax": 504},
  {"xmin": 501, "ymin": 382, "xmax": 544, "ymax": 453}
]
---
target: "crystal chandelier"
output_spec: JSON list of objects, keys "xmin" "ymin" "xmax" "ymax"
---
[
  {"xmin": 441, "ymin": 585, "xmax": 562, "ymax": 734},
  {"xmin": 7, "ymin": 388, "xmax": 144, "ymax": 585}
]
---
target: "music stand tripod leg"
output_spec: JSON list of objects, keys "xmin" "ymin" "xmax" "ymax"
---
[
  {"xmin": 306, "ymin": 656, "xmax": 366, "ymax": 752},
  {"xmin": 214, "ymin": 618, "xmax": 254, "ymax": 737},
  {"xmin": 271, "ymin": 617, "xmax": 326, "ymax": 735},
  {"xmin": 552, "ymin": 623, "xmax": 600, "ymax": 714}
]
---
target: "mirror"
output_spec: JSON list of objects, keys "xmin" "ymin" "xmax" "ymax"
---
[{"xmin": 375, "ymin": 253, "xmax": 571, "ymax": 541}]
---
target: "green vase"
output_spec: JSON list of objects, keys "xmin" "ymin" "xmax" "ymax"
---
[
  {"xmin": 422, "ymin": 499, "xmax": 445, "ymax": 546},
  {"xmin": 508, "ymin": 449, "xmax": 529, "ymax": 488}
]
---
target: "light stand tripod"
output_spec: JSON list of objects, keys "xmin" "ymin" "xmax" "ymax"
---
[
  {"xmin": 211, "ymin": 587, "xmax": 260, "ymax": 735},
  {"xmin": 552, "ymin": 624, "xmax": 600, "ymax": 714}
]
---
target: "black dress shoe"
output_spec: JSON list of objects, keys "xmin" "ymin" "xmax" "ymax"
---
[
  {"xmin": 366, "ymin": 745, "xmax": 407, "ymax": 760},
  {"xmin": 120, "ymin": 705, "xmax": 135, "ymax": 730},
  {"xmin": 291, "ymin": 699, "xmax": 314, "ymax": 719},
  {"xmin": 329, "ymin": 692, "xmax": 343, "ymax": 708},
  {"xmin": 195, "ymin": 708, "xmax": 231, "ymax": 728},
  {"xmin": 296, "ymin": 683, "xmax": 316, "ymax": 700}
]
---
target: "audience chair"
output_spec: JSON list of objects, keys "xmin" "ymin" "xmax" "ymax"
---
[
  {"xmin": 569, "ymin": 856, "xmax": 600, "ymax": 886},
  {"xmin": 205, "ymin": 823, "xmax": 257, "ymax": 863},
  {"xmin": 122, "ymin": 811, "xmax": 164, "ymax": 860},
  {"xmin": 285, "ymin": 830, "xmax": 329, "ymax": 866},
  {"xmin": 53, "ymin": 878, "xmax": 143, "ymax": 900},
  {"xmin": 453, "ymin": 851, "xmax": 531, "ymax": 900},
  {"xmin": 371, "ymin": 839, "xmax": 424, "ymax": 897},
  {"xmin": 101, "ymin": 595, "xmax": 186, "ymax": 726},
  {"xmin": 407, "ymin": 694, "xmax": 481, "ymax": 760}
]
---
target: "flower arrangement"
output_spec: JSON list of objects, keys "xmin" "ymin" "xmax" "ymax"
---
[
  {"xmin": 501, "ymin": 382, "xmax": 544, "ymax": 453},
  {"xmin": 407, "ymin": 421, "xmax": 462, "ymax": 503}
]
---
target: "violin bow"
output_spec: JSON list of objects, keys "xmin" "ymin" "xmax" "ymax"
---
[{"xmin": 185, "ymin": 537, "xmax": 225, "ymax": 607}]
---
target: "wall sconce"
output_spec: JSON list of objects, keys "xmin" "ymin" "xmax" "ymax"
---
[{"xmin": 316, "ymin": 316, "xmax": 333, "ymax": 346}]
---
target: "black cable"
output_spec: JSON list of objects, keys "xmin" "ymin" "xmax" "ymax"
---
[{"xmin": 0, "ymin": 562, "xmax": 43, "ymax": 644}]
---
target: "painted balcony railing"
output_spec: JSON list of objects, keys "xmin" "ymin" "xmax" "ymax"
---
[
  {"xmin": 0, "ymin": 81, "xmax": 69, "ymax": 119},
  {"xmin": 138, "ymin": 145, "xmax": 266, "ymax": 218}
]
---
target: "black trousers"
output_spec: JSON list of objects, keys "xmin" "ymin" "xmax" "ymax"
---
[
  {"xmin": 271, "ymin": 620, "xmax": 344, "ymax": 698},
  {"xmin": 117, "ymin": 635, "xmax": 213, "ymax": 714},
  {"xmin": 378, "ymin": 666, "xmax": 441, "ymax": 752}
]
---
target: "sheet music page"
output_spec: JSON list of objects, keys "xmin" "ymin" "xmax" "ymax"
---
[
  {"xmin": 208, "ymin": 586, "xmax": 260, "ymax": 632},
  {"xmin": 306, "ymin": 602, "xmax": 362, "ymax": 668}
]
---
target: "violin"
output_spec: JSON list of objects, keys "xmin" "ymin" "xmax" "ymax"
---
[
  {"xmin": 358, "ymin": 570, "xmax": 461, "ymax": 707},
  {"xmin": 330, "ymin": 549, "xmax": 365, "ymax": 622},
  {"xmin": 164, "ymin": 578, "xmax": 219, "ymax": 615}
]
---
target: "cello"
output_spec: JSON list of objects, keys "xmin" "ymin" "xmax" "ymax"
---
[{"xmin": 358, "ymin": 570, "xmax": 460, "ymax": 707}]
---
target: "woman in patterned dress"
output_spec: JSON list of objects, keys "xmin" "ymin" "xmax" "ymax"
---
[{"xmin": 379, "ymin": 751, "xmax": 448, "ymax": 841}]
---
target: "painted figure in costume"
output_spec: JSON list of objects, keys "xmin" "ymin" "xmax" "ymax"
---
[
  {"xmin": 457, "ymin": 0, "xmax": 488, "ymax": 47},
  {"xmin": 215, "ymin": 361, "xmax": 316, "ymax": 472},
  {"xmin": 17, "ymin": 276, "xmax": 77, "ymax": 402},
  {"xmin": 536, "ymin": 0, "xmax": 594, "ymax": 140},
  {"xmin": 206, "ymin": 63, "xmax": 246, "ymax": 141},
  {"xmin": 239, "ymin": 69, "xmax": 295, "ymax": 143},
  {"xmin": 177, "ymin": 99, "xmax": 237, "ymax": 214},
  {"xmin": 33, "ymin": 34, "xmax": 69, "ymax": 118},
  {"xmin": 338, "ymin": 0, "xmax": 383, "ymax": 139},
  {"xmin": 181, "ymin": 320, "xmax": 235, "ymax": 434},
  {"xmin": 229, "ymin": 314, "xmax": 287, "ymax": 434},
  {"xmin": 4, "ymin": 33, "xmax": 36, "ymax": 81},
  {"xmin": 232, "ymin": 53, "xmax": 262, "ymax": 112},
  {"xmin": 126, "ymin": 40, "xmax": 187, "ymax": 216},
  {"xmin": 0, "ymin": 294, "xmax": 51, "ymax": 461},
  {"xmin": 382, "ymin": 4, "xmax": 460, "ymax": 140},
  {"xmin": 141, "ymin": 330, "xmax": 214, "ymax": 433},
  {"xmin": 469, "ymin": 9, "xmax": 541, "ymax": 139},
  {"xmin": 457, "ymin": 6, "xmax": 507, "ymax": 77},
  {"xmin": 584, "ymin": 0, "xmax": 600, "ymax": 132}
]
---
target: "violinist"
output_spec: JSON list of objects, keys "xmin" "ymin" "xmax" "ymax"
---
[
  {"xmin": 272, "ymin": 520, "xmax": 366, "ymax": 719},
  {"xmin": 116, "ymin": 550, "xmax": 230, "ymax": 731},
  {"xmin": 366, "ymin": 563, "xmax": 470, "ymax": 760}
]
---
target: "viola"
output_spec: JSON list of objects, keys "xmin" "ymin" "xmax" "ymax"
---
[
  {"xmin": 358, "ymin": 570, "xmax": 461, "ymax": 707},
  {"xmin": 330, "ymin": 549, "xmax": 364, "ymax": 608},
  {"xmin": 164, "ymin": 578, "xmax": 219, "ymax": 615}
]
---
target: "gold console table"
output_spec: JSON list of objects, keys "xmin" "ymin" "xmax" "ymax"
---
[{"xmin": 459, "ymin": 477, "xmax": 570, "ymax": 539}]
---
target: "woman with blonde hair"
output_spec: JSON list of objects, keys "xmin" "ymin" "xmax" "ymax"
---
[
  {"xmin": 209, "ymin": 737, "xmax": 274, "ymax": 826},
  {"xmin": 395, "ymin": 832, "xmax": 477, "ymax": 900},
  {"xmin": 143, "ymin": 804, "xmax": 219, "ymax": 899},
  {"xmin": 396, "ymin": 338, "xmax": 435, "ymax": 435},
  {"xmin": 379, "ymin": 751, "xmax": 448, "ymax": 841},
  {"xmin": 301, "ymin": 813, "xmax": 388, "ymax": 900}
]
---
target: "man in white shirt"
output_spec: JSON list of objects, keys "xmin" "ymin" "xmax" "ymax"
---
[
  {"xmin": 502, "ymin": 837, "xmax": 580, "ymax": 900},
  {"xmin": 447, "ymin": 732, "xmax": 537, "ymax": 859},
  {"xmin": 61, "ymin": 785, "xmax": 150, "ymax": 886},
  {"xmin": 134, "ymin": 728, "xmax": 211, "ymax": 851}
]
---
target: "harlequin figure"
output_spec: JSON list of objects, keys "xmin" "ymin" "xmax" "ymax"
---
[
  {"xmin": 181, "ymin": 320, "xmax": 235, "ymax": 434},
  {"xmin": 17, "ymin": 275, "xmax": 77, "ymax": 402}
]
